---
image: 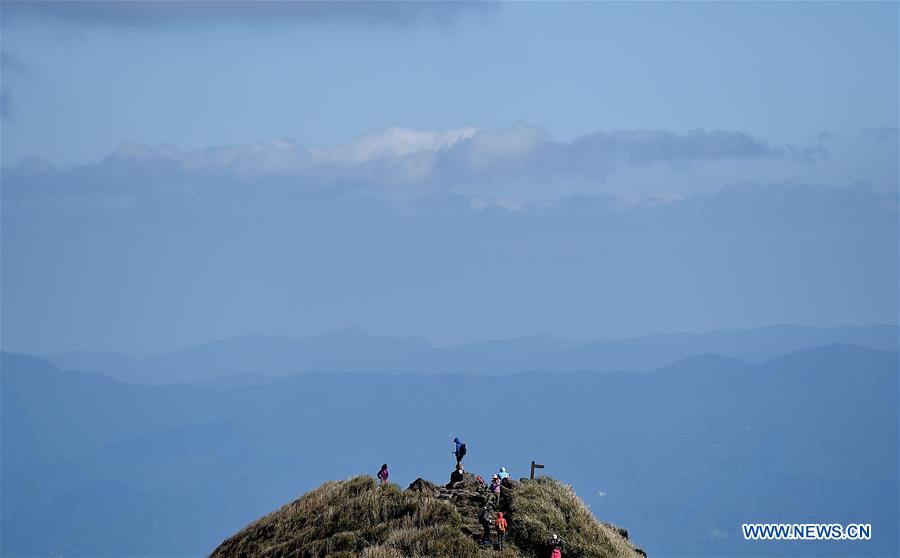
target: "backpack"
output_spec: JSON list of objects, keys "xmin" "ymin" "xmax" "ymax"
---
[{"xmin": 458, "ymin": 443, "xmax": 467, "ymax": 458}]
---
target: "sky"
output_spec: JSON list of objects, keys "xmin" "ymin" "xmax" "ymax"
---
[{"xmin": 1, "ymin": 1, "xmax": 898, "ymax": 355}]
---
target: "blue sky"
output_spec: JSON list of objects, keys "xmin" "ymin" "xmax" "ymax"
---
[
  {"xmin": 1, "ymin": 1, "xmax": 898, "ymax": 354},
  {"xmin": 3, "ymin": 2, "xmax": 897, "ymax": 167}
]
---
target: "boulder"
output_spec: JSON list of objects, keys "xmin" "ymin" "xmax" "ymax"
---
[{"xmin": 408, "ymin": 477, "xmax": 439, "ymax": 493}]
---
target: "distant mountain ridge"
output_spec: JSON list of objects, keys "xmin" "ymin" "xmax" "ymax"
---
[
  {"xmin": 39, "ymin": 323, "xmax": 900, "ymax": 385},
  {"xmin": 2, "ymin": 343, "xmax": 897, "ymax": 557}
]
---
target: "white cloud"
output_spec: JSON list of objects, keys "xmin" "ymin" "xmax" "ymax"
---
[
  {"xmin": 314, "ymin": 127, "xmax": 479, "ymax": 165},
  {"xmin": 5, "ymin": 123, "xmax": 847, "ymax": 213},
  {"xmin": 90, "ymin": 123, "xmax": 820, "ymax": 189}
]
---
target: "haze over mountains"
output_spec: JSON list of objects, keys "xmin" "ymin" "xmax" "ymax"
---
[
  {"xmin": 3, "ymin": 325, "xmax": 898, "ymax": 557},
  {"xmin": 2, "ymin": 3, "xmax": 897, "ymax": 558},
  {"xmin": 42, "ymin": 323, "xmax": 899, "ymax": 385}
]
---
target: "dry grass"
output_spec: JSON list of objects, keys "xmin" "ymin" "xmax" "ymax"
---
[
  {"xmin": 210, "ymin": 475, "xmax": 642, "ymax": 558},
  {"xmin": 211, "ymin": 476, "xmax": 480, "ymax": 558},
  {"xmin": 505, "ymin": 477, "xmax": 642, "ymax": 558}
]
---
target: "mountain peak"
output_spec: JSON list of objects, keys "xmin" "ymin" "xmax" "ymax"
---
[{"xmin": 211, "ymin": 475, "xmax": 644, "ymax": 558}]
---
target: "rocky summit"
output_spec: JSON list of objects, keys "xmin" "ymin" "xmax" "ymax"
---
[{"xmin": 211, "ymin": 473, "xmax": 644, "ymax": 558}]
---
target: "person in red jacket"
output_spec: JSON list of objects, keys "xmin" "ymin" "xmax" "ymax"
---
[
  {"xmin": 495, "ymin": 511, "xmax": 508, "ymax": 550},
  {"xmin": 377, "ymin": 464, "xmax": 389, "ymax": 485}
]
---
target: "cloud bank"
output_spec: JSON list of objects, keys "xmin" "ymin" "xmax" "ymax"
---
[
  {"xmin": 861, "ymin": 126, "xmax": 900, "ymax": 142},
  {"xmin": 5, "ymin": 124, "xmax": 828, "ymax": 202},
  {"xmin": 1, "ymin": 1, "xmax": 493, "ymax": 28},
  {"xmin": 1, "ymin": 121, "xmax": 893, "ymax": 353}
]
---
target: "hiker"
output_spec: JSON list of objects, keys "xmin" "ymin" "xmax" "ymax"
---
[
  {"xmin": 479, "ymin": 506, "xmax": 492, "ymax": 545},
  {"xmin": 495, "ymin": 511, "xmax": 508, "ymax": 550},
  {"xmin": 498, "ymin": 466, "xmax": 510, "ymax": 480},
  {"xmin": 377, "ymin": 464, "xmax": 389, "ymax": 485},
  {"xmin": 452, "ymin": 463, "xmax": 466, "ymax": 480},
  {"xmin": 548, "ymin": 533, "xmax": 564, "ymax": 558},
  {"xmin": 447, "ymin": 463, "xmax": 465, "ymax": 488},
  {"xmin": 453, "ymin": 437, "xmax": 467, "ymax": 466},
  {"xmin": 489, "ymin": 474, "xmax": 501, "ymax": 506}
]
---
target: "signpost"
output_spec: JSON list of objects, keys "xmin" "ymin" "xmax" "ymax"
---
[{"xmin": 530, "ymin": 460, "xmax": 545, "ymax": 479}]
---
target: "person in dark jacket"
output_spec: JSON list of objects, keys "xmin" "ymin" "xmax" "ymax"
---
[
  {"xmin": 548, "ymin": 533, "xmax": 564, "ymax": 558},
  {"xmin": 453, "ymin": 437, "xmax": 466, "ymax": 466},
  {"xmin": 377, "ymin": 464, "xmax": 389, "ymax": 485},
  {"xmin": 479, "ymin": 506, "xmax": 492, "ymax": 545},
  {"xmin": 448, "ymin": 463, "xmax": 465, "ymax": 486}
]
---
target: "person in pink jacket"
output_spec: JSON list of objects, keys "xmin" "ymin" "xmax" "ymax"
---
[
  {"xmin": 548, "ymin": 533, "xmax": 564, "ymax": 558},
  {"xmin": 489, "ymin": 474, "xmax": 501, "ymax": 506}
]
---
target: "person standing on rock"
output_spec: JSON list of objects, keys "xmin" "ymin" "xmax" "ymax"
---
[
  {"xmin": 548, "ymin": 533, "xmax": 564, "ymax": 558},
  {"xmin": 498, "ymin": 466, "xmax": 510, "ymax": 480},
  {"xmin": 495, "ymin": 511, "xmax": 508, "ymax": 550},
  {"xmin": 489, "ymin": 474, "xmax": 501, "ymax": 506},
  {"xmin": 377, "ymin": 464, "xmax": 389, "ymax": 485},
  {"xmin": 479, "ymin": 506, "xmax": 493, "ymax": 545},
  {"xmin": 453, "ymin": 437, "xmax": 467, "ymax": 466}
]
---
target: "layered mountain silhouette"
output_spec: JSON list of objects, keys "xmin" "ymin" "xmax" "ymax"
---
[
  {"xmin": 42, "ymin": 323, "xmax": 899, "ymax": 384},
  {"xmin": 2, "ymin": 342, "xmax": 897, "ymax": 557}
]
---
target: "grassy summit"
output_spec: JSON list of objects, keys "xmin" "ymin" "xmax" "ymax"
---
[{"xmin": 210, "ymin": 475, "xmax": 644, "ymax": 558}]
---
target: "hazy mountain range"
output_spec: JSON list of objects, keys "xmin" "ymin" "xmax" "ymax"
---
[
  {"xmin": 41, "ymin": 323, "xmax": 899, "ymax": 385},
  {"xmin": 3, "ymin": 337, "xmax": 897, "ymax": 557}
]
